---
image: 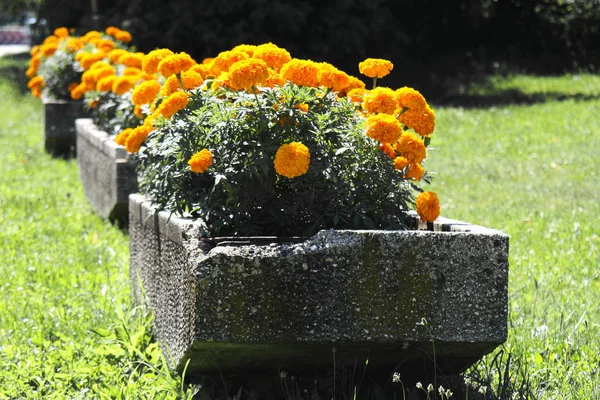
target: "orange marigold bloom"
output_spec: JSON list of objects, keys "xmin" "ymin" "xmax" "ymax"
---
[
  {"xmin": 157, "ymin": 91, "xmax": 188, "ymax": 119},
  {"xmin": 274, "ymin": 142, "xmax": 311, "ymax": 178},
  {"xmin": 41, "ymin": 42, "xmax": 58, "ymax": 56},
  {"xmin": 347, "ymin": 88, "xmax": 367, "ymax": 104},
  {"xmin": 157, "ymin": 52, "xmax": 196, "ymax": 78},
  {"xmin": 190, "ymin": 63, "xmax": 211, "ymax": 80},
  {"xmin": 93, "ymin": 66, "xmax": 116, "ymax": 81},
  {"xmin": 81, "ymin": 69, "xmax": 98, "ymax": 90},
  {"xmin": 400, "ymin": 105, "xmax": 436, "ymax": 137},
  {"xmin": 134, "ymin": 104, "xmax": 143, "ymax": 119},
  {"xmin": 119, "ymin": 52, "xmax": 145, "ymax": 69},
  {"xmin": 211, "ymin": 71, "xmax": 231, "ymax": 90},
  {"xmin": 365, "ymin": 113, "xmax": 403, "ymax": 144},
  {"xmin": 66, "ymin": 37, "xmax": 84, "ymax": 52},
  {"xmin": 416, "ymin": 191, "xmax": 440, "ymax": 223},
  {"xmin": 293, "ymin": 103, "xmax": 309, "ymax": 113},
  {"xmin": 380, "ymin": 143, "xmax": 396, "ymax": 159},
  {"xmin": 83, "ymin": 30, "xmax": 102, "ymax": 42},
  {"xmin": 317, "ymin": 62, "xmax": 350, "ymax": 92},
  {"xmin": 211, "ymin": 50, "xmax": 249, "ymax": 75},
  {"xmin": 95, "ymin": 38, "xmax": 116, "ymax": 53},
  {"xmin": 132, "ymin": 80, "xmax": 161, "ymax": 105},
  {"xmin": 27, "ymin": 75, "xmax": 44, "ymax": 89},
  {"xmin": 280, "ymin": 59, "xmax": 319, "ymax": 87},
  {"xmin": 114, "ymin": 30, "xmax": 132, "ymax": 43},
  {"xmin": 188, "ymin": 149, "xmax": 213, "ymax": 173},
  {"xmin": 42, "ymin": 35, "xmax": 59, "ymax": 45},
  {"xmin": 30, "ymin": 45, "xmax": 40, "ymax": 56},
  {"xmin": 109, "ymin": 48, "xmax": 128, "ymax": 64},
  {"xmin": 123, "ymin": 67, "xmax": 143, "ymax": 76},
  {"xmin": 228, "ymin": 58, "xmax": 269, "ymax": 90},
  {"xmin": 161, "ymin": 75, "xmax": 182, "ymax": 97},
  {"xmin": 262, "ymin": 68, "xmax": 286, "ymax": 88},
  {"xmin": 358, "ymin": 58, "xmax": 393, "ymax": 79},
  {"xmin": 231, "ymin": 44, "xmax": 258, "ymax": 57},
  {"xmin": 112, "ymin": 76, "xmax": 135, "ymax": 95},
  {"xmin": 362, "ymin": 86, "xmax": 399, "ymax": 115},
  {"xmin": 339, "ymin": 75, "xmax": 366, "ymax": 96},
  {"xmin": 142, "ymin": 48, "xmax": 174, "ymax": 74},
  {"xmin": 53, "ymin": 27, "xmax": 69, "ymax": 38},
  {"xmin": 181, "ymin": 69, "xmax": 204, "ymax": 90},
  {"xmin": 70, "ymin": 83, "xmax": 86, "ymax": 100},
  {"xmin": 394, "ymin": 132, "xmax": 427, "ymax": 164},
  {"xmin": 393, "ymin": 156, "xmax": 409, "ymax": 171},
  {"xmin": 253, "ymin": 43, "xmax": 292, "ymax": 71},
  {"xmin": 97, "ymin": 75, "xmax": 117, "ymax": 92},
  {"xmin": 125, "ymin": 125, "xmax": 153, "ymax": 153},
  {"xmin": 105, "ymin": 26, "xmax": 120, "ymax": 36},
  {"xmin": 396, "ymin": 86, "xmax": 427, "ymax": 113},
  {"xmin": 404, "ymin": 162, "xmax": 424, "ymax": 181},
  {"xmin": 80, "ymin": 52, "xmax": 106, "ymax": 70}
]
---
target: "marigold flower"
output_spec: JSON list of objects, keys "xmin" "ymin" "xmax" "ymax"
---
[
  {"xmin": 404, "ymin": 162, "xmax": 425, "ymax": 181},
  {"xmin": 396, "ymin": 87, "xmax": 427, "ymax": 113},
  {"xmin": 157, "ymin": 91, "xmax": 188, "ymax": 119},
  {"xmin": 80, "ymin": 52, "xmax": 106, "ymax": 70},
  {"xmin": 92, "ymin": 66, "xmax": 116, "ymax": 81},
  {"xmin": 380, "ymin": 143, "xmax": 396, "ymax": 159},
  {"xmin": 125, "ymin": 125, "xmax": 153, "ymax": 153},
  {"xmin": 119, "ymin": 52, "xmax": 145, "ymax": 69},
  {"xmin": 66, "ymin": 37, "xmax": 84, "ymax": 52},
  {"xmin": 211, "ymin": 72, "xmax": 231, "ymax": 90},
  {"xmin": 253, "ymin": 43, "xmax": 292, "ymax": 71},
  {"xmin": 231, "ymin": 44, "xmax": 258, "ymax": 57},
  {"xmin": 280, "ymin": 59, "xmax": 319, "ymax": 87},
  {"xmin": 95, "ymin": 38, "xmax": 116, "ymax": 53},
  {"xmin": 416, "ymin": 191, "xmax": 440, "ymax": 223},
  {"xmin": 97, "ymin": 75, "xmax": 117, "ymax": 92},
  {"xmin": 317, "ymin": 62, "xmax": 350, "ymax": 92},
  {"xmin": 134, "ymin": 104, "xmax": 143, "ymax": 119},
  {"xmin": 109, "ymin": 48, "xmax": 128, "ymax": 64},
  {"xmin": 114, "ymin": 30, "xmax": 132, "ymax": 43},
  {"xmin": 141, "ymin": 48, "xmax": 174, "ymax": 74},
  {"xmin": 293, "ymin": 103, "xmax": 309, "ymax": 113},
  {"xmin": 400, "ymin": 105, "xmax": 436, "ymax": 137},
  {"xmin": 393, "ymin": 156, "xmax": 409, "ymax": 171},
  {"xmin": 365, "ymin": 113, "xmax": 403, "ymax": 144},
  {"xmin": 70, "ymin": 83, "xmax": 86, "ymax": 100},
  {"xmin": 40, "ymin": 42, "xmax": 58, "ymax": 57},
  {"xmin": 274, "ymin": 142, "xmax": 310, "ymax": 178},
  {"xmin": 190, "ymin": 63, "xmax": 211, "ymax": 80},
  {"xmin": 31, "ymin": 86, "xmax": 42, "ymax": 98},
  {"xmin": 340, "ymin": 75, "xmax": 366, "ymax": 96},
  {"xmin": 132, "ymin": 80, "xmax": 161, "ymax": 105},
  {"xmin": 362, "ymin": 87, "xmax": 399, "ymax": 115},
  {"xmin": 347, "ymin": 88, "xmax": 367, "ymax": 104},
  {"xmin": 43, "ymin": 35, "xmax": 59, "ymax": 45},
  {"xmin": 158, "ymin": 52, "xmax": 196, "ymax": 78},
  {"xmin": 30, "ymin": 45, "xmax": 40, "ymax": 56},
  {"xmin": 211, "ymin": 50, "xmax": 249, "ymax": 76},
  {"xmin": 160, "ymin": 75, "xmax": 181, "ymax": 97},
  {"xmin": 188, "ymin": 149, "xmax": 213, "ymax": 173},
  {"xmin": 83, "ymin": 30, "xmax": 102, "ymax": 42},
  {"xmin": 358, "ymin": 58, "xmax": 393, "ymax": 79},
  {"xmin": 228, "ymin": 58, "xmax": 269, "ymax": 90},
  {"xmin": 180, "ymin": 69, "xmax": 204, "ymax": 90},
  {"xmin": 112, "ymin": 76, "xmax": 135, "ymax": 95},
  {"xmin": 261, "ymin": 68, "xmax": 286, "ymax": 88},
  {"xmin": 27, "ymin": 75, "xmax": 44, "ymax": 90},
  {"xmin": 105, "ymin": 26, "xmax": 120, "ymax": 36},
  {"xmin": 53, "ymin": 27, "xmax": 69, "ymax": 38},
  {"xmin": 394, "ymin": 132, "xmax": 427, "ymax": 164}
]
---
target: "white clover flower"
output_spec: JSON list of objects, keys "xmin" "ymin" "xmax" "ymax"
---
[
  {"xmin": 416, "ymin": 382, "xmax": 423, "ymax": 389},
  {"xmin": 479, "ymin": 386, "xmax": 487, "ymax": 394},
  {"xmin": 427, "ymin": 383, "xmax": 434, "ymax": 392},
  {"xmin": 392, "ymin": 372, "xmax": 401, "ymax": 383}
]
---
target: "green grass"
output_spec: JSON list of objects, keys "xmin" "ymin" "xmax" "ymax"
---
[
  {"xmin": 0, "ymin": 56, "xmax": 195, "ymax": 399},
  {"xmin": 1, "ymin": 52, "xmax": 599, "ymax": 399}
]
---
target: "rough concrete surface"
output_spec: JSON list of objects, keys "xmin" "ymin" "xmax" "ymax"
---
[
  {"xmin": 43, "ymin": 99, "xmax": 87, "ymax": 157},
  {"xmin": 129, "ymin": 194, "xmax": 509, "ymax": 381},
  {"xmin": 77, "ymin": 119, "xmax": 137, "ymax": 224}
]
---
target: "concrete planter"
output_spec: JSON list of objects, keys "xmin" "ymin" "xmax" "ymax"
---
[
  {"xmin": 129, "ymin": 194, "xmax": 509, "ymax": 382},
  {"xmin": 76, "ymin": 119, "xmax": 137, "ymax": 225},
  {"xmin": 43, "ymin": 98, "xmax": 88, "ymax": 157}
]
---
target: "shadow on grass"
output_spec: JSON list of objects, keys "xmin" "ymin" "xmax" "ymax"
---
[
  {"xmin": 435, "ymin": 90, "xmax": 600, "ymax": 108},
  {"xmin": 0, "ymin": 52, "xmax": 31, "ymax": 95}
]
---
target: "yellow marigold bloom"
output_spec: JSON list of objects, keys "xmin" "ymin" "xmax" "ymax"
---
[
  {"xmin": 109, "ymin": 48, "xmax": 128, "ymax": 64},
  {"xmin": 83, "ymin": 30, "xmax": 102, "ymax": 42},
  {"xmin": 400, "ymin": 105, "xmax": 436, "ymax": 137},
  {"xmin": 181, "ymin": 69, "xmax": 204, "ymax": 90},
  {"xmin": 404, "ymin": 162, "xmax": 424, "ymax": 181},
  {"xmin": 142, "ymin": 48, "xmax": 174, "ymax": 74},
  {"xmin": 119, "ymin": 52, "xmax": 145, "ymax": 69},
  {"xmin": 228, "ymin": 58, "xmax": 269, "ymax": 90},
  {"xmin": 158, "ymin": 52, "xmax": 196, "ymax": 78},
  {"xmin": 358, "ymin": 58, "xmax": 393, "ymax": 79},
  {"xmin": 70, "ymin": 83, "xmax": 86, "ymax": 100},
  {"xmin": 190, "ymin": 63, "xmax": 211, "ymax": 80},
  {"xmin": 253, "ymin": 43, "xmax": 292, "ymax": 72},
  {"xmin": 393, "ymin": 156, "xmax": 409, "ymax": 171},
  {"xmin": 362, "ymin": 87, "xmax": 399, "ymax": 115},
  {"xmin": 96, "ymin": 38, "xmax": 116, "ymax": 53},
  {"xmin": 347, "ymin": 88, "xmax": 367, "ymax": 104},
  {"xmin": 317, "ymin": 62, "xmax": 350, "ymax": 92},
  {"xmin": 114, "ymin": 30, "xmax": 132, "ymax": 43},
  {"xmin": 188, "ymin": 149, "xmax": 213, "ymax": 173},
  {"xmin": 53, "ymin": 27, "xmax": 69, "ymax": 38},
  {"xmin": 158, "ymin": 91, "xmax": 188, "ymax": 119},
  {"xmin": 92, "ymin": 66, "xmax": 116, "ymax": 81},
  {"xmin": 231, "ymin": 44, "xmax": 258, "ymax": 57},
  {"xmin": 97, "ymin": 75, "xmax": 117, "ymax": 92},
  {"xmin": 112, "ymin": 76, "xmax": 135, "ymax": 95},
  {"xmin": 293, "ymin": 103, "xmax": 309, "ymax": 113},
  {"xmin": 274, "ymin": 142, "xmax": 311, "ymax": 178},
  {"xmin": 380, "ymin": 143, "xmax": 396, "ymax": 159},
  {"xmin": 105, "ymin": 26, "xmax": 120, "ymax": 36},
  {"xmin": 134, "ymin": 104, "xmax": 143, "ymax": 119},
  {"xmin": 41, "ymin": 42, "xmax": 58, "ymax": 56},
  {"xmin": 27, "ymin": 75, "xmax": 44, "ymax": 89},
  {"xmin": 42, "ymin": 35, "xmax": 59, "ymax": 45},
  {"xmin": 66, "ymin": 37, "xmax": 84, "ymax": 52},
  {"xmin": 125, "ymin": 125, "xmax": 153, "ymax": 153},
  {"xmin": 123, "ymin": 67, "xmax": 143, "ymax": 76},
  {"xmin": 365, "ymin": 113, "xmax": 403, "ymax": 144},
  {"xmin": 394, "ymin": 132, "xmax": 427, "ymax": 164},
  {"xmin": 132, "ymin": 80, "xmax": 161, "ymax": 106},
  {"xmin": 211, "ymin": 50, "xmax": 249, "ymax": 76},
  {"xmin": 202, "ymin": 57, "xmax": 214, "ymax": 65},
  {"xmin": 416, "ymin": 191, "xmax": 440, "ymax": 223},
  {"xmin": 396, "ymin": 86, "xmax": 427, "ymax": 113},
  {"xmin": 161, "ymin": 75, "xmax": 181, "ymax": 97},
  {"xmin": 90, "ymin": 60, "xmax": 111, "ymax": 70},
  {"xmin": 25, "ymin": 67, "xmax": 36, "ymax": 78},
  {"xmin": 144, "ymin": 110, "xmax": 161, "ymax": 127},
  {"xmin": 211, "ymin": 71, "xmax": 231, "ymax": 90},
  {"xmin": 280, "ymin": 59, "xmax": 319, "ymax": 87},
  {"xmin": 30, "ymin": 45, "xmax": 40, "ymax": 56},
  {"xmin": 340, "ymin": 75, "xmax": 366, "ymax": 96},
  {"xmin": 80, "ymin": 52, "xmax": 106, "ymax": 70},
  {"xmin": 81, "ymin": 69, "xmax": 98, "ymax": 90},
  {"xmin": 261, "ymin": 68, "xmax": 286, "ymax": 88}
]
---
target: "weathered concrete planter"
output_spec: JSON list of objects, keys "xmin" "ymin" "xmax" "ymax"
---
[
  {"xmin": 76, "ymin": 119, "xmax": 137, "ymax": 225},
  {"xmin": 43, "ymin": 99, "xmax": 88, "ymax": 157},
  {"xmin": 129, "ymin": 194, "xmax": 509, "ymax": 381}
]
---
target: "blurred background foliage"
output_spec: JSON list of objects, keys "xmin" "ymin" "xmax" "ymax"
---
[{"xmin": 11, "ymin": 0, "xmax": 600, "ymax": 102}]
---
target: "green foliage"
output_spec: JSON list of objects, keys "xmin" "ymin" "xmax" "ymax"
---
[
  {"xmin": 137, "ymin": 84, "xmax": 416, "ymax": 236},
  {"xmin": 36, "ymin": 41, "xmax": 83, "ymax": 100},
  {"xmin": 86, "ymin": 91, "xmax": 142, "ymax": 136}
]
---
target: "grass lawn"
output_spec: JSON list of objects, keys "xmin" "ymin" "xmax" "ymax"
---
[{"xmin": 0, "ymin": 53, "xmax": 598, "ymax": 399}]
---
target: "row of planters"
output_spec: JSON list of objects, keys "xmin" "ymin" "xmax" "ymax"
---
[{"xmin": 27, "ymin": 27, "xmax": 509, "ymax": 397}]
